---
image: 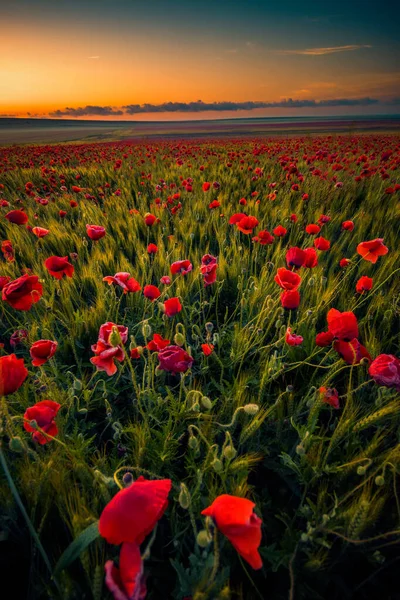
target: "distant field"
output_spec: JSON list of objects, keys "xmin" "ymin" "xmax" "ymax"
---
[{"xmin": 1, "ymin": 115, "xmax": 400, "ymax": 144}]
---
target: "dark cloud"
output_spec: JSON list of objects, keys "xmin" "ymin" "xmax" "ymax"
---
[
  {"xmin": 49, "ymin": 105, "xmax": 124, "ymax": 117},
  {"xmin": 46, "ymin": 98, "xmax": 383, "ymax": 118},
  {"xmin": 123, "ymin": 98, "xmax": 379, "ymax": 113}
]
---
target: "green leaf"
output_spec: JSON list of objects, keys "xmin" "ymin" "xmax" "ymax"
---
[{"xmin": 53, "ymin": 520, "xmax": 100, "ymax": 577}]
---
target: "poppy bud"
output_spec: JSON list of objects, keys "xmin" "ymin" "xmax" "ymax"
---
[
  {"xmin": 275, "ymin": 319, "xmax": 282, "ymax": 328},
  {"xmin": 205, "ymin": 322, "xmax": 214, "ymax": 332},
  {"xmin": 188, "ymin": 435, "xmax": 199, "ymax": 452},
  {"xmin": 9, "ymin": 436, "xmax": 24, "ymax": 452},
  {"xmin": 201, "ymin": 396, "xmax": 212, "ymax": 410},
  {"xmin": 122, "ymin": 472, "xmax": 133, "ymax": 487},
  {"xmin": 142, "ymin": 323, "xmax": 152, "ymax": 338},
  {"xmin": 212, "ymin": 458, "xmax": 223, "ymax": 473},
  {"xmin": 375, "ymin": 475, "xmax": 385, "ymax": 486},
  {"xmin": 197, "ymin": 529, "xmax": 212, "ymax": 547},
  {"xmin": 178, "ymin": 482, "xmax": 191, "ymax": 509},
  {"xmin": 174, "ymin": 332, "xmax": 185, "ymax": 346},
  {"xmin": 296, "ymin": 444, "xmax": 306, "ymax": 455},
  {"xmin": 73, "ymin": 379, "xmax": 82, "ymax": 391},
  {"xmin": 243, "ymin": 403, "xmax": 259, "ymax": 415},
  {"xmin": 109, "ymin": 326, "xmax": 122, "ymax": 347},
  {"xmin": 223, "ymin": 445, "xmax": 237, "ymax": 460},
  {"xmin": 357, "ymin": 466, "xmax": 367, "ymax": 476}
]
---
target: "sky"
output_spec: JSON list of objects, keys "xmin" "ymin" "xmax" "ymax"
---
[{"xmin": 1, "ymin": 0, "xmax": 399, "ymax": 121}]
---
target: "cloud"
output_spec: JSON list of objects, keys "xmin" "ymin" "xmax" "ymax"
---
[
  {"xmin": 123, "ymin": 98, "xmax": 379, "ymax": 114},
  {"xmin": 49, "ymin": 105, "xmax": 124, "ymax": 117},
  {"xmin": 88, "ymin": 56, "xmax": 100, "ymax": 59},
  {"xmin": 277, "ymin": 45, "xmax": 372, "ymax": 56},
  {"xmin": 46, "ymin": 97, "xmax": 384, "ymax": 119}
]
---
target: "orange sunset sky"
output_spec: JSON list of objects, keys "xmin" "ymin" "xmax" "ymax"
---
[{"xmin": 1, "ymin": 0, "xmax": 399, "ymax": 121}]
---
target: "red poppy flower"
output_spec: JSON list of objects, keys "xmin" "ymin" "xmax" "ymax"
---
[
  {"xmin": 285, "ymin": 328, "xmax": 303, "ymax": 346},
  {"xmin": 229, "ymin": 213, "xmax": 247, "ymax": 225},
  {"xmin": 314, "ymin": 237, "xmax": 330, "ymax": 251},
  {"xmin": 202, "ymin": 182, "xmax": 211, "ymax": 192},
  {"xmin": 356, "ymin": 276, "xmax": 373, "ymax": 294},
  {"xmin": 209, "ymin": 200, "xmax": 220, "ymax": 209},
  {"xmin": 201, "ymin": 343, "xmax": 214, "ymax": 356},
  {"xmin": 86, "ymin": 224, "xmax": 106, "ymax": 240},
  {"xmin": 357, "ymin": 238, "xmax": 388, "ymax": 263},
  {"xmin": 160, "ymin": 276, "xmax": 171, "ymax": 285},
  {"xmin": 144, "ymin": 213, "xmax": 157, "ymax": 227},
  {"xmin": 130, "ymin": 347, "xmax": 142, "ymax": 360},
  {"xmin": 30, "ymin": 339, "xmax": 58, "ymax": 366},
  {"xmin": 280, "ymin": 290, "xmax": 300, "ymax": 310},
  {"xmin": 339, "ymin": 258, "xmax": 351, "ymax": 268},
  {"xmin": 201, "ymin": 495, "xmax": 262, "ymax": 570},
  {"xmin": 105, "ymin": 542, "xmax": 146, "ymax": 600},
  {"xmin": 157, "ymin": 345, "xmax": 193, "ymax": 374},
  {"xmin": 369, "ymin": 354, "xmax": 400, "ymax": 391},
  {"xmin": 239, "ymin": 198, "xmax": 247, "ymax": 206},
  {"xmin": 146, "ymin": 334, "xmax": 170, "ymax": 352},
  {"xmin": 91, "ymin": 343, "xmax": 125, "ymax": 376},
  {"xmin": 99, "ymin": 476, "xmax": 172, "ymax": 545},
  {"xmin": 342, "ymin": 221, "xmax": 354, "ymax": 231},
  {"xmin": 59, "ymin": 210, "xmax": 67, "ymax": 218},
  {"xmin": 5, "ymin": 210, "xmax": 28, "ymax": 225},
  {"xmin": 327, "ymin": 308, "xmax": 358, "ymax": 341},
  {"xmin": 103, "ymin": 273, "xmax": 141, "ymax": 294},
  {"xmin": 333, "ymin": 339, "xmax": 371, "ymax": 365},
  {"xmin": 71, "ymin": 185, "xmax": 82, "ymax": 193},
  {"xmin": 143, "ymin": 285, "xmax": 161, "ymax": 301},
  {"xmin": 305, "ymin": 224, "xmax": 321, "ymax": 235},
  {"xmin": 97, "ymin": 322, "xmax": 129, "ymax": 346},
  {"xmin": 1, "ymin": 240, "xmax": 14, "ymax": 262},
  {"xmin": 170, "ymin": 260, "xmax": 193, "ymax": 276},
  {"xmin": 31, "ymin": 228, "xmax": 49, "ymax": 240},
  {"xmin": 290, "ymin": 214, "xmax": 298, "ymax": 222},
  {"xmin": 23, "ymin": 400, "xmax": 61, "ymax": 444},
  {"xmin": 2, "ymin": 274, "xmax": 43, "ymax": 311},
  {"xmin": 254, "ymin": 230, "xmax": 274, "ymax": 245},
  {"xmin": 235, "ymin": 216, "xmax": 259, "ymax": 234},
  {"xmin": 164, "ymin": 297, "xmax": 182, "ymax": 317},
  {"xmin": 44, "ymin": 256, "xmax": 74, "ymax": 279},
  {"xmin": 147, "ymin": 243, "xmax": 158, "ymax": 254},
  {"xmin": 286, "ymin": 247, "xmax": 306, "ymax": 269},
  {"xmin": 274, "ymin": 268, "xmax": 301, "ymax": 291},
  {"xmin": 303, "ymin": 247, "xmax": 318, "ymax": 268},
  {"xmin": 0, "ymin": 354, "xmax": 28, "ymax": 396},
  {"xmin": 319, "ymin": 387, "xmax": 339, "ymax": 409},
  {"xmin": 201, "ymin": 254, "xmax": 218, "ymax": 287},
  {"xmin": 315, "ymin": 331, "xmax": 334, "ymax": 347},
  {"xmin": 273, "ymin": 225, "xmax": 287, "ymax": 237}
]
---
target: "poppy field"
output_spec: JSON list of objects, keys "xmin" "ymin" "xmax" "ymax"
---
[{"xmin": 0, "ymin": 134, "xmax": 400, "ymax": 600}]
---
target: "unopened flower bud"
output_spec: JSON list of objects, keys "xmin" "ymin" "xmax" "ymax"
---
[
  {"xmin": 174, "ymin": 332, "xmax": 185, "ymax": 346},
  {"xmin": 141, "ymin": 323, "xmax": 152, "ymax": 339},
  {"xmin": 223, "ymin": 445, "xmax": 237, "ymax": 460},
  {"xmin": 109, "ymin": 326, "xmax": 122, "ymax": 347},
  {"xmin": 201, "ymin": 396, "xmax": 212, "ymax": 410},
  {"xmin": 178, "ymin": 483, "xmax": 191, "ymax": 509},
  {"xmin": 122, "ymin": 472, "xmax": 133, "ymax": 487},
  {"xmin": 243, "ymin": 403, "xmax": 259, "ymax": 415},
  {"xmin": 296, "ymin": 444, "xmax": 306, "ymax": 455},
  {"xmin": 188, "ymin": 435, "xmax": 199, "ymax": 452},
  {"xmin": 197, "ymin": 529, "xmax": 212, "ymax": 547},
  {"xmin": 205, "ymin": 322, "xmax": 214, "ymax": 332},
  {"xmin": 375, "ymin": 475, "xmax": 385, "ymax": 486},
  {"xmin": 9, "ymin": 436, "xmax": 24, "ymax": 452},
  {"xmin": 212, "ymin": 458, "xmax": 223, "ymax": 473}
]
